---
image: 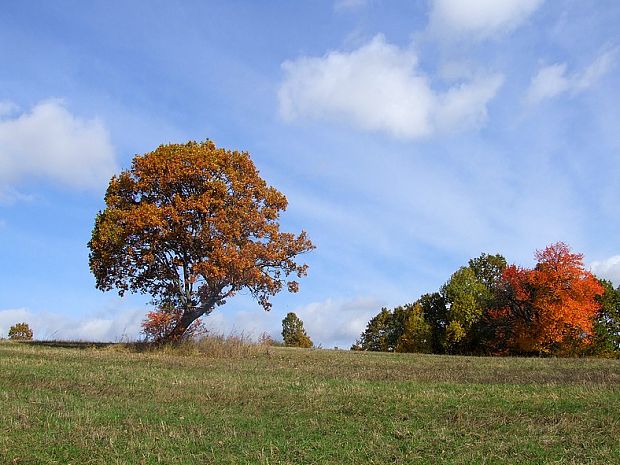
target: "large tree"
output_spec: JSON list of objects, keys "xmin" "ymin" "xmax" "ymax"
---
[
  {"xmin": 88, "ymin": 141, "xmax": 314, "ymax": 341},
  {"xmin": 492, "ymin": 242, "xmax": 603, "ymax": 354}
]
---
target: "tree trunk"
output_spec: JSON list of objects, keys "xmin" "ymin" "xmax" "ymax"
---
[
  {"xmin": 164, "ymin": 308, "xmax": 203, "ymax": 343},
  {"xmin": 162, "ymin": 294, "xmax": 219, "ymax": 343}
]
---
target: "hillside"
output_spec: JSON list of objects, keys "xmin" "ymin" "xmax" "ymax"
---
[{"xmin": 1, "ymin": 341, "xmax": 619, "ymax": 464}]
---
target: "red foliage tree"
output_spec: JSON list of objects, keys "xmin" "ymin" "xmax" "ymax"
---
[{"xmin": 492, "ymin": 242, "xmax": 604, "ymax": 354}]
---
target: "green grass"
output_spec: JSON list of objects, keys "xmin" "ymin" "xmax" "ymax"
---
[{"xmin": 1, "ymin": 341, "xmax": 619, "ymax": 464}]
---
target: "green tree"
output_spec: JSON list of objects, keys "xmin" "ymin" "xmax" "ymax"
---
[
  {"xmin": 444, "ymin": 320, "xmax": 466, "ymax": 350},
  {"xmin": 395, "ymin": 303, "xmax": 432, "ymax": 353},
  {"xmin": 281, "ymin": 312, "xmax": 313, "ymax": 348},
  {"xmin": 468, "ymin": 253, "xmax": 507, "ymax": 297},
  {"xmin": 389, "ymin": 304, "xmax": 414, "ymax": 350},
  {"xmin": 356, "ymin": 304, "xmax": 431, "ymax": 353},
  {"xmin": 418, "ymin": 292, "xmax": 447, "ymax": 353},
  {"xmin": 8, "ymin": 322, "xmax": 33, "ymax": 341},
  {"xmin": 88, "ymin": 141, "xmax": 314, "ymax": 341},
  {"xmin": 441, "ymin": 266, "xmax": 488, "ymax": 353},
  {"xmin": 588, "ymin": 279, "xmax": 620, "ymax": 356},
  {"xmin": 355, "ymin": 308, "xmax": 393, "ymax": 351}
]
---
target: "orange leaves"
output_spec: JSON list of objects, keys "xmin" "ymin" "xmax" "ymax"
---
[
  {"xmin": 502, "ymin": 265, "xmax": 530, "ymax": 302},
  {"xmin": 142, "ymin": 307, "xmax": 181, "ymax": 342},
  {"xmin": 496, "ymin": 242, "xmax": 604, "ymax": 354},
  {"xmin": 89, "ymin": 140, "xmax": 314, "ymax": 341}
]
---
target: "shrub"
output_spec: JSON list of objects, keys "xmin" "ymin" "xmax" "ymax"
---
[{"xmin": 8, "ymin": 322, "xmax": 33, "ymax": 341}]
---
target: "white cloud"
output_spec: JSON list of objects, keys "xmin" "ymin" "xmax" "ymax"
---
[
  {"xmin": 0, "ymin": 99, "xmax": 118, "ymax": 193},
  {"xmin": 429, "ymin": 0, "xmax": 544, "ymax": 41},
  {"xmin": 293, "ymin": 297, "xmax": 382, "ymax": 348},
  {"xmin": 574, "ymin": 48, "xmax": 616, "ymax": 89},
  {"xmin": 0, "ymin": 307, "xmax": 144, "ymax": 342},
  {"xmin": 279, "ymin": 35, "xmax": 502, "ymax": 139},
  {"xmin": 0, "ymin": 308, "xmax": 30, "ymax": 339},
  {"xmin": 186, "ymin": 296, "xmax": 383, "ymax": 349},
  {"xmin": 590, "ymin": 256, "xmax": 620, "ymax": 287},
  {"xmin": 435, "ymin": 74, "xmax": 504, "ymax": 131},
  {"xmin": 525, "ymin": 63, "xmax": 570, "ymax": 104},
  {"xmin": 525, "ymin": 49, "xmax": 617, "ymax": 105}
]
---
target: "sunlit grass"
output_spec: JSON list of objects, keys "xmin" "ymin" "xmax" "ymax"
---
[{"xmin": 1, "ymin": 340, "xmax": 619, "ymax": 464}]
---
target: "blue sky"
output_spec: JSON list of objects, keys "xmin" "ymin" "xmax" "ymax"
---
[{"xmin": 1, "ymin": 0, "xmax": 619, "ymax": 347}]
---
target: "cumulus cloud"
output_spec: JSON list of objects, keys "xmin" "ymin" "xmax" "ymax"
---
[
  {"xmin": 590, "ymin": 256, "xmax": 620, "ymax": 287},
  {"xmin": 0, "ymin": 307, "xmax": 144, "ymax": 342},
  {"xmin": 185, "ymin": 296, "xmax": 383, "ymax": 348},
  {"xmin": 525, "ymin": 49, "xmax": 616, "ymax": 105},
  {"xmin": 429, "ymin": 0, "xmax": 544, "ymax": 40},
  {"xmin": 292, "ymin": 297, "xmax": 382, "ymax": 348},
  {"xmin": 279, "ymin": 35, "xmax": 502, "ymax": 139},
  {"xmin": 0, "ymin": 99, "xmax": 117, "ymax": 194}
]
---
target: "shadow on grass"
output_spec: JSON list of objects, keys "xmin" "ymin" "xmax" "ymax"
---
[
  {"xmin": 21, "ymin": 339, "xmax": 250, "ymax": 355},
  {"xmin": 24, "ymin": 340, "xmax": 121, "ymax": 350},
  {"xmin": 18, "ymin": 336, "xmax": 286, "ymax": 358}
]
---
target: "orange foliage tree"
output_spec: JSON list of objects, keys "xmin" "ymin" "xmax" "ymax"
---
[
  {"xmin": 492, "ymin": 242, "xmax": 604, "ymax": 354},
  {"xmin": 89, "ymin": 141, "xmax": 314, "ymax": 341}
]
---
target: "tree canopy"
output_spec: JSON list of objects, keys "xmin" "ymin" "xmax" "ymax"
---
[
  {"xmin": 88, "ymin": 141, "xmax": 314, "ymax": 341},
  {"xmin": 355, "ymin": 244, "xmax": 616, "ymax": 357}
]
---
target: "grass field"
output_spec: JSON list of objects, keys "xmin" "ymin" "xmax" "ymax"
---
[{"xmin": 1, "ymin": 340, "xmax": 619, "ymax": 465}]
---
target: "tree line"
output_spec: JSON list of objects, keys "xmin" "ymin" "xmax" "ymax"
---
[{"xmin": 353, "ymin": 243, "xmax": 620, "ymax": 357}]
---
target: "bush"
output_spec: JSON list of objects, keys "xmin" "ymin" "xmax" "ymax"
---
[{"xmin": 8, "ymin": 322, "xmax": 33, "ymax": 341}]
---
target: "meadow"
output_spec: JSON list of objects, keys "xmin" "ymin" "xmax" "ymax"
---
[{"xmin": 1, "ymin": 340, "xmax": 619, "ymax": 465}]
